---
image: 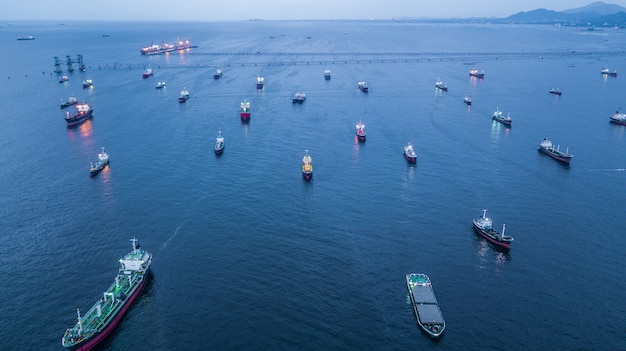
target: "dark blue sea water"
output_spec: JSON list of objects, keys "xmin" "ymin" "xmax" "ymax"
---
[{"xmin": 1, "ymin": 21, "xmax": 625, "ymax": 350}]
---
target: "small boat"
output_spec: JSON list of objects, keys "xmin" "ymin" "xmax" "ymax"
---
[
  {"xmin": 256, "ymin": 76, "xmax": 264, "ymax": 89},
  {"xmin": 65, "ymin": 102, "xmax": 93, "ymax": 128},
  {"xmin": 472, "ymin": 209, "xmax": 514, "ymax": 249},
  {"xmin": 601, "ymin": 67, "xmax": 617, "ymax": 76},
  {"xmin": 240, "ymin": 100, "xmax": 251, "ymax": 120},
  {"xmin": 179, "ymin": 88, "xmax": 190, "ymax": 103},
  {"xmin": 358, "ymin": 80, "xmax": 369, "ymax": 92},
  {"xmin": 17, "ymin": 36, "xmax": 35, "ymax": 40},
  {"xmin": 60, "ymin": 96, "xmax": 78, "ymax": 109},
  {"xmin": 356, "ymin": 120, "xmax": 366, "ymax": 141},
  {"xmin": 213, "ymin": 69, "xmax": 223, "ymax": 79},
  {"xmin": 142, "ymin": 68, "xmax": 153, "ymax": 78},
  {"xmin": 610, "ymin": 110, "xmax": 626, "ymax": 125},
  {"xmin": 102, "ymin": 33, "xmax": 111, "ymax": 37},
  {"xmin": 155, "ymin": 81, "xmax": 166, "ymax": 89},
  {"xmin": 406, "ymin": 273, "xmax": 445, "ymax": 338},
  {"xmin": 90, "ymin": 147, "xmax": 110, "ymax": 176},
  {"xmin": 492, "ymin": 107, "xmax": 512, "ymax": 126},
  {"xmin": 538, "ymin": 137, "xmax": 573, "ymax": 164},
  {"xmin": 82, "ymin": 79, "xmax": 93, "ymax": 88},
  {"xmin": 464, "ymin": 96, "xmax": 472, "ymax": 105},
  {"xmin": 549, "ymin": 88, "xmax": 562, "ymax": 96},
  {"xmin": 324, "ymin": 69, "xmax": 331, "ymax": 80},
  {"xmin": 404, "ymin": 142, "xmax": 417, "ymax": 164},
  {"xmin": 61, "ymin": 238, "xmax": 152, "ymax": 351},
  {"xmin": 469, "ymin": 69, "xmax": 484, "ymax": 78},
  {"xmin": 214, "ymin": 131, "xmax": 224, "ymax": 155},
  {"xmin": 59, "ymin": 75, "xmax": 69, "ymax": 83},
  {"xmin": 292, "ymin": 91, "xmax": 306, "ymax": 104},
  {"xmin": 435, "ymin": 79, "xmax": 448, "ymax": 91},
  {"xmin": 302, "ymin": 150, "xmax": 313, "ymax": 181}
]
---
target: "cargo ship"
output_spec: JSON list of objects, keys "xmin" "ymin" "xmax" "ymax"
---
[
  {"xmin": 214, "ymin": 131, "xmax": 225, "ymax": 155},
  {"xmin": 140, "ymin": 38, "xmax": 196, "ymax": 55},
  {"xmin": 358, "ymin": 80, "xmax": 368, "ymax": 92},
  {"xmin": 90, "ymin": 147, "xmax": 110, "ymax": 176},
  {"xmin": 324, "ymin": 69, "xmax": 331, "ymax": 80},
  {"xmin": 538, "ymin": 137, "xmax": 572, "ymax": 164},
  {"xmin": 142, "ymin": 68, "xmax": 153, "ymax": 78},
  {"xmin": 65, "ymin": 102, "xmax": 93, "ymax": 128},
  {"xmin": 406, "ymin": 273, "xmax": 445, "ymax": 338},
  {"xmin": 404, "ymin": 142, "xmax": 417, "ymax": 164},
  {"xmin": 472, "ymin": 209, "xmax": 514, "ymax": 250},
  {"xmin": 179, "ymin": 88, "xmax": 190, "ymax": 103},
  {"xmin": 256, "ymin": 76, "xmax": 265, "ymax": 89},
  {"xmin": 469, "ymin": 69, "xmax": 484, "ymax": 78},
  {"xmin": 610, "ymin": 111, "xmax": 626, "ymax": 125},
  {"xmin": 302, "ymin": 150, "xmax": 313, "ymax": 181},
  {"xmin": 601, "ymin": 67, "xmax": 617, "ymax": 77},
  {"xmin": 61, "ymin": 238, "xmax": 152, "ymax": 350},
  {"xmin": 356, "ymin": 120, "xmax": 366, "ymax": 141},
  {"xmin": 240, "ymin": 100, "xmax": 251, "ymax": 120},
  {"xmin": 60, "ymin": 96, "xmax": 78, "ymax": 109},
  {"xmin": 292, "ymin": 91, "xmax": 306, "ymax": 104},
  {"xmin": 492, "ymin": 107, "xmax": 512, "ymax": 126},
  {"xmin": 213, "ymin": 69, "xmax": 222, "ymax": 79}
]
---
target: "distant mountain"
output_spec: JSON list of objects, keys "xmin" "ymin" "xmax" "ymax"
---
[
  {"xmin": 562, "ymin": 1, "xmax": 626, "ymax": 15},
  {"xmin": 504, "ymin": 2, "xmax": 626, "ymax": 27}
]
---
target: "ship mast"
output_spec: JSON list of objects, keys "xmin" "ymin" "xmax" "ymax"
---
[
  {"xmin": 76, "ymin": 308, "xmax": 83, "ymax": 334},
  {"xmin": 482, "ymin": 209, "xmax": 487, "ymax": 219},
  {"xmin": 501, "ymin": 224, "xmax": 506, "ymax": 238}
]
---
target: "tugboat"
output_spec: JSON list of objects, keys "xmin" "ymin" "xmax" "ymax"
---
[
  {"xmin": 435, "ymin": 79, "xmax": 448, "ymax": 91},
  {"xmin": 302, "ymin": 150, "xmax": 313, "ymax": 181},
  {"xmin": 472, "ymin": 209, "xmax": 514, "ymax": 250},
  {"xmin": 324, "ymin": 69, "xmax": 331, "ymax": 80},
  {"xmin": 82, "ymin": 79, "xmax": 94, "ymax": 89},
  {"xmin": 610, "ymin": 110, "xmax": 626, "ymax": 125},
  {"xmin": 256, "ymin": 76, "xmax": 264, "ymax": 89},
  {"xmin": 155, "ymin": 81, "xmax": 166, "ymax": 89},
  {"xmin": 142, "ymin": 68, "xmax": 153, "ymax": 78},
  {"xmin": 292, "ymin": 91, "xmax": 306, "ymax": 104},
  {"xmin": 179, "ymin": 88, "xmax": 190, "ymax": 103},
  {"xmin": 240, "ymin": 100, "xmax": 251, "ymax": 120},
  {"xmin": 406, "ymin": 273, "xmax": 446, "ymax": 338},
  {"xmin": 356, "ymin": 120, "xmax": 366, "ymax": 142},
  {"xmin": 65, "ymin": 102, "xmax": 93, "ymax": 128},
  {"xmin": 469, "ymin": 69, "xmax": 484, "ymax": 78},
  {"xmin": 213, "ymin": 69, "xmax": 223, "ymax": 79},
  {"xmin": 59, "ymin": 75, "xmax": 69, "ymax": 83},
  {"xmin": 61, "ymin": 238, "xmax": 152, "ymax": 351},
  {"xmin": 549, "ymin": 88, "xmax": 562, "ymax": 96},
  {"xmin": 358, "ymin": 80, "xmax": 369, "ymax": 92},
  {"xmin": 60, "ymin": 96, "xmax": 78, "ymax": 109},
  {"xmin": 403, "ymin": 142, "xmax": 417, "ymax": 164},
  {"xmin": 601, "ymin": 67, "xmax": 617, "ymax": 77},
  {"xmin": 214, "ymin": 131, "xmax": 224, "ymax": 155},
  {"xmin": 90, "ymin": 147, "xmax": 110, "ymax": 176},
  {"xmin": 464, "ymin": 96, "xmax": 472, "ymax": 105},
  {"xmin": 538, "ymin": 137, "xmax": 573, "ymax": 164},
  {"xmin": 492, "ymin": 107, "xmax": 512, "ymax": 126}
]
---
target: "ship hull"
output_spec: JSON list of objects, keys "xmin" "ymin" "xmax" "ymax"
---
[
  {"xmin": 472, "ymin": 223, "xmax": 511, "ymax": 249},
  {"xmin": 179, "ymin": 97, "xmax": 188, "ymax": 103},
  {"xmin": 538, "ymin": 147, "xmax": 572, "ymax": 164},
  {"xmin": 357, "ymin": 134, "xmax": 366, "ymax": 142},
  {"xmin": 493, "ymin": 117, "xmax": 512, "ymax": 126},
  {"xmin": 359, "ymin": 87, "xmax": 368, "ymax": 93},
  {"xmin": 240, "ymin": 112, "xmax": 251, "ymax": 120},
  {"xmin": 404, "ymin": 152, "xmax": 416, "ymax": 164},
  {"xmin": 610, "ymin": 117, "xmax": 626, "ymax": 125},
  {"xmin": 65, "ymin": 111, "xmax": 93, "ymax": 128},
  {"xmin": 66, "ymin": 276, "xmax": 147, "ymax": 351},
  {"xmin": 406, "ymin": 274, "xmax": 445, "ymax": 339},
  {"xmin": 256, "ymin": 84, "xmax": 264, "ymax": 90},
  {"xmin": 302, "ymin": 172, "xmax": 312, "ymax": 181}
]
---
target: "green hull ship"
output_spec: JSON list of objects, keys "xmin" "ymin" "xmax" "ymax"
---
[
  {"xmin": 406, "ymin": 273, "xmax": 445, "ymax": 338},
  {"xmin": 61, "ymin": 238, "xmax": 152, "ymax": 350}
]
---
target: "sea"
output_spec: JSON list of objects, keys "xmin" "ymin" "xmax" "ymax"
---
[{"xmin": 0, "ymin": 20, "xmax": 625, "ymax": 351}]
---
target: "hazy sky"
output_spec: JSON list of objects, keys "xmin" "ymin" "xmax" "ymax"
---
[{"xmin": 4, "ymin": 1, "xmax": 626, "ymax": 21}]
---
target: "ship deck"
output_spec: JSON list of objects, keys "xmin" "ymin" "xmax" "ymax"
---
[{"xmin": 409, "ymin": 285, "xmax": 444, "ymax": 324}]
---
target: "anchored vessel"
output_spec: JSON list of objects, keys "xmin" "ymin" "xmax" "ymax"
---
[
  {"xmin": 179, "ymin": 88, "xmax": 190, "ymax": 103},
  {"xmin": 324, "ymin": 69, "xmax": 331, "ymax": 80},
  {"xmin": 213, "ymin": 69, "xmax": 222, "ymax": 79},
  {"xmin": 240, "ymin": 100, "xmax": 251, "ymax": 120},
  {"xmin": 464, "ymin": 96, "xmax": 472, "ymax": 105},
  {"xmin": 155, "ymin": 81, "xmax": 166, "ymax": 89},
  {"xmin": 90, "ymin": 147, "xmax": 110, "ymax": 176},
  {"xmin": 356, "ymin": 120, "xmax": 366, "ymax": 141},
  {"xmin": 65, "ymin": 102, "xmax": 93, "ymax": 128},
  {"xmin": 538, "ymin": 137, "xmax": 573, "ymax": 164},
  {"xmin": 404, "ymin": 142, "xmax": 417, "ymax": 164},
  {"xmin": 61, "ymin": 238, "xmax": 152, "ymax": 350},
  {"xmin": 358, "ymin": 80, "xmax": 369, "ymax": 92},
  {"xmin": 492, "ymin": 107, "xmax": 512, "ymax": 126},
  {"xmin": 60, "ymin": 96, "xmax": 78, "ymax": 109},
  {"xmin": 406, "ymin": 273, "xmax": 445, "ymax": 338},
  {"xmin": 142, "ymin": 68, "xmax": 153, "ymax": 78},
  {"xmin": 549, "ymin": 88, "xmax": 562, "ymax": 96},
  {"xmin": 469, "ymin": 69, "xmax": 484, "ymax": 78},
  {"xmin": 82, "ymin": 79, "xmax": 93, "ymax": 89},
  {"xmin": 601, "ymin": 67, "xmax": 617, "ymax": 76},
  {"xmin": 292, "ymin": 91, "xmax": 306, "ymax": 104},
  {"xmin": 140, "ymin": 38, "xmax": 195, "ymax": 55},
  {"xmin": 214, "ymin": 131, "xmax": 224, "ymax": 155},
  {"xmin": 256, "ymin": 76, "xmax": 264, "ymax": 89},
  {"xmin": 59, "ymin": 75, "xmax": 69, "ymax": 83},
  {"xmin": 472, "ymin": 209, "xmax": 514, "ymax": 249},
  {"xmin": 302, "ymin": 150, "xmax": 313, "ymax": 181},
  {"xmin": 609, "ymin": 111, "xmax": 626, "ymax": 125},
  {"xmin": 435, "ymin": 79, "xmax": 448, "ymax": 91}
]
